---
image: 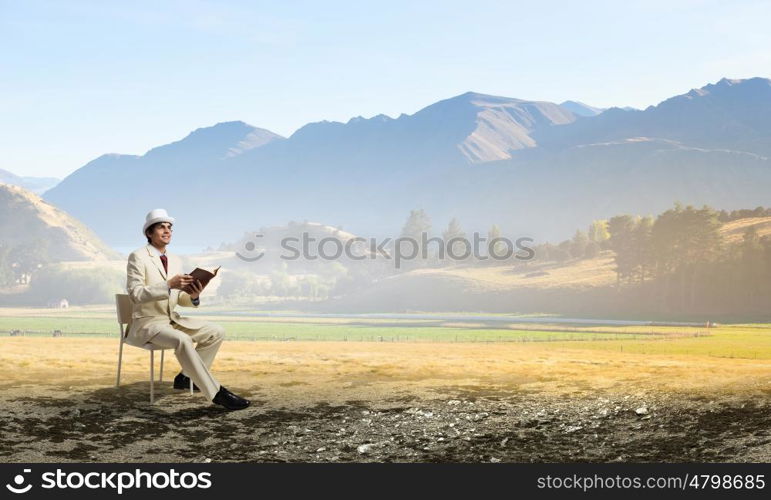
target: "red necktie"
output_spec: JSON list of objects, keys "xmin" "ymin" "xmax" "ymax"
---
[{"xmin": 160, "ymin": 254, "xmax": 168, "ymax": 274}]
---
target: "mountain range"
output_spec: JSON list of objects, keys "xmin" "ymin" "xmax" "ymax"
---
[{"xmin": 43, "ymin": 77, "xmax": 771, "ymax": 249}]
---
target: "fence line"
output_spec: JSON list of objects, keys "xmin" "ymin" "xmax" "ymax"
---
[{"xmin": 0, "ymin": 328, "xmax": 709, "ymax": 344}]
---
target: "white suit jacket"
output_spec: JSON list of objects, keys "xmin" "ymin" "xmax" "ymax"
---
[{"xmin": 125, "ymin": 244, "xmax": 205, "ymax": 344}]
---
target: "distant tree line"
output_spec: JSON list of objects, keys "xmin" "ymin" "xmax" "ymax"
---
[
  {"xmin": 531, "ymin": 205, "xmax": 771, "ymax": 266},
  {"xmin": 717, "ymin": 206, "xmax": 771, "ymax": 222},
  {"xmin": 529, "ymin": 219, "xmax": 610, "ymax": 263},
  {"xmin": 397, "ymin": 209, "xmax": 532, "ymax": 269},
  {"xmin": 602, "ymin": 203, "xmax": 771, "ymax": 315},
  {"xmin": 212, "ymin": 204, "xmax": 771, "ymax": 314},
  {"xmin": 510, "ymin": 202, "xmax": 771, "ymax": 316}
]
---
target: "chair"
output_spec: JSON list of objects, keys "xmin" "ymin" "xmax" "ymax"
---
[{"xmin": 115, "ymin": 294, "xmax": 192, "ymax": 403}]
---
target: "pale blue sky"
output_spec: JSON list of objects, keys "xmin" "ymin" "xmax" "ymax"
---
[{"xmin": 2, "ymin": 0, "xmax": 770, "ymax": 178}]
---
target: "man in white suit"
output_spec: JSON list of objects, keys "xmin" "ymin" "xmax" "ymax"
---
[{"xmin": 126, "ymin": 208, "xmax": 250, "ymax": 410}]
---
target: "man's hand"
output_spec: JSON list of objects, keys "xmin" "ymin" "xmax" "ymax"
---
[
  {"xmin": 167, "ymin": 274, "xmax": 194, "ymax": 290},
  {"xmin": 186, "ymin": 279, "xmax": 204, "ymax": 299}
]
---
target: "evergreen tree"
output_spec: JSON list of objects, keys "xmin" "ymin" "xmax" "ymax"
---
[
  {"xmin": 607, "ymin": 215, "xmax": 638, "ymax": 286},
  {"xmin": 650, "ymin": 204, "xmax": 723, "ymax": 310},
  {"xmin": 487, "ymin": 224, "xmax": 506, "ymax": 262},
  {"xmin": 570, "ymin": 230, "xmax": 589, "ymax": 259},
  {"xmin": 400, "ymin": 209, "xmax": 432, "ymax": 240},
  {"xmin": 588, "ymin": 220, "xmax": 610, "ymax": 245},
  {"xmin": 584, "ymin": 241, "xmax": 601, "ymax": 259},
  {"xmin": 555, "ymin": 240, "xmax": 572, "ymax": 263},
  {"xmin": 442, "ymin": 217, "xmax": 467, "ymax": 263},
  {"xmin": 398, "ymin": 209, "xmax": 433, "ymax": 267},
  {"xmin": 633, "ymin": 216, "xmax": 654, "ymax": 283},
  {"xmin": 740, "ymin": 225, "xmax": 765, "ymax": 303}
]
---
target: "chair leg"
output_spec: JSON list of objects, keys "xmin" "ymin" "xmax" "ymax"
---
[
  {"xmin": 116, "ymin": 342, "xmax": 124, "ymax": 388},
  {"xmin": 160, "ymin": 350, "xmax": 165, "ymax": 383},
  {"xmin": 150, "ymin": 350, "xmax": 155, "ymax": 404},
  {"xmin": 190, "ymin": 378, "xmax": 193, "ymax": 395},
  {"xmin": 116, "ymin": 325, "xmax": 125, "ymax": 387}
]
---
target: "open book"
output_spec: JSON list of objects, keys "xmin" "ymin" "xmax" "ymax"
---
[{"xmin": 183, "ymin": 266, "xmax": 220, "ymax": 294}]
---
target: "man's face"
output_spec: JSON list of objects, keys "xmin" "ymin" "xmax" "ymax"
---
[{"xmin": 150, "ymin": 222, "xmax": 173, "ymax": 247}]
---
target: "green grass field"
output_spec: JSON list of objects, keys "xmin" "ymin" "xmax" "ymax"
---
[
  {"xmin": 548, "ymin": 325, "xmax": 771, "ymax": 359},
  {"xmin": 1, "ymin": 311, "xmax": 769, "ymax": 360},
  {"xmin": 0, "ymin": 315, "xmax": 650, "ymax": 342}
]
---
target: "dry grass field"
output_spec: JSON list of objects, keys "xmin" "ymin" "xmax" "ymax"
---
[
  {"xmin": 415, "ymin": 255, "xmax": 618, "ymax": 290},
  {"xmin": 1, "ymin": 326, "xmax": 769, "ymax": 463}
]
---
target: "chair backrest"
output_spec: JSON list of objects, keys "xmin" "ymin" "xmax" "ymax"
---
[{"xmin": 115, "ymin": 294, "xmax": 132, "ymax": 325}]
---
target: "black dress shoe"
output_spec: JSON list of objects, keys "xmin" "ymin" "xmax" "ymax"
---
[
  {"xmin": 212, "ymin": 386, "xmax": 251, "ymax": 411},
  {"xmin": 173, "ymin": 373, "xmax": 200, "ymax": 392}
]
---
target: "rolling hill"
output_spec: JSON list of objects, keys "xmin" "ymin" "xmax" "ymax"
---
[{"xmin": 0, "ymin": 183, "xmax": 119, "ymax": 261}]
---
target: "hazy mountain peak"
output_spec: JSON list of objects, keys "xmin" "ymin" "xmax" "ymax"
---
[
  {"xmin": 716, "ymin": 77, "xmax": 743, "ymax": 87},
  {"xmin": 710, "ymin": 77, "xmax": 771, "ymax": 89},
  {"xmin": 413, "ymin": 91, "xmax": 576, "ymax": 163},
  {"xmin": 286, "ymin": 91, "xmax": 577, "ymax": 163},
  {"xmin": 683, "ymin": 87, "xmax": 709, "ymax": 99},
  {"xmin": 440, "ymin": 91, "xmax": 526, "ymax": 107},
  {"xmin": 145, "ymin": 120, "xmax": 284, "ymax": 160},
  {"xmin": 560, "ymin": 100, "xmax": 606, "ymax": 117},
  {"xmin": 346, "ymin": 114, "xmax": 394, "ymax": 125},
  {"xmin": 667, "ymin": 77, "xmax": 771, "ymax": 103},
  {"xmin": 195, "ymin": 119, "xmax": 253, "ymax": 132},
  {"xmin": 541, "ymin": 76, "xmax": 771, "ymax": 156},
  {"xmin": 0, "ymin": 168, "xmax": 24, "ymax": 187},
  {"xmin": 0, "ymin": 168, "xmax": 60, "ymax": 195}
]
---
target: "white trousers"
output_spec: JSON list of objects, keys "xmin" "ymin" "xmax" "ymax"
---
[{"xmin": 144, "ymin": 321, "xmax": 225, "ymax": 401}]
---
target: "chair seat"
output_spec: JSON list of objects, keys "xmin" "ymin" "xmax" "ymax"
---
[
  {"xmin": 142, "ymin": 344, "xmax": 168, "ymax": 351},
  {"xmin": 115, "ymin": 293, "xmax": 191, "ymax": 403},
  {"xmin": 124, "ymin": 337, "xmax": 169, "ymax": 351}
]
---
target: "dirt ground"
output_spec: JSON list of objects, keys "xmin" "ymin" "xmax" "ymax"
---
[{"xmin": 0, "ymin": 338, "xmax": 769, "ymax": 462}]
